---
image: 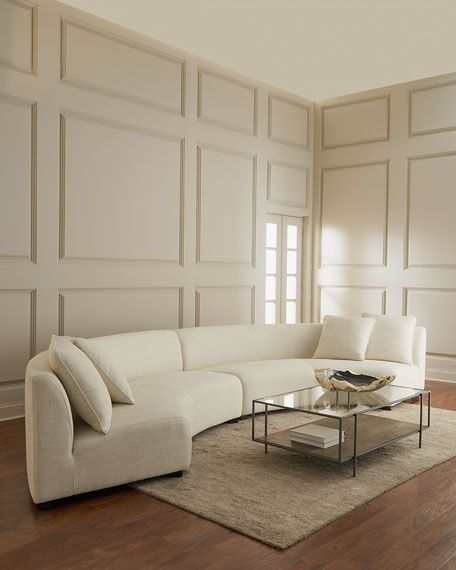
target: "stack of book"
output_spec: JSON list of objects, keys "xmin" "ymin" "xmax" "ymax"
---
[{"xmin": 290, "ymin": 424, "xmax": 345, "ymax": 448}]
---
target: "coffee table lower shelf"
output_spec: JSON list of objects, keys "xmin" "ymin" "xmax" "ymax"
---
[{"xmin": 253, "ymin": 414, "xmax": 429, "ymax": 476}]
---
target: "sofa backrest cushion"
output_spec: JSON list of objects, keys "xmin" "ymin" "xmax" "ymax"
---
[
  {"xmin": 363, "ymin": 314, "xmax": 417, "ymax": 365},
  {"xmin": 82, "ymin": 330, "xmax": 183, "ymax": 381},
  {"xmin": 313, "ymin": 315, "xmax": 376, "ymax": 361},
  {"xmin": 176, "ymin": 323, "xmax": 323, "ymax": 370},
  {"xmin": 75, "ymin": 338, "xmax": 135, "ymax": 404}
]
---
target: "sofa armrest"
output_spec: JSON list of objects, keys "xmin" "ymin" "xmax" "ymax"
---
[{"xmin": 25, "ymin": 352, "xmax": 74, "ymax": 503}]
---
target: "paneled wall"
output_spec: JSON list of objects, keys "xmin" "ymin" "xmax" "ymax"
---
[
  {"xmin": 314, "ymin": 72, "xmax": 456, "ymax": 382},
  {"xmin": 0, "ymin": 0, "xmax": 313, "ymax": 419}
]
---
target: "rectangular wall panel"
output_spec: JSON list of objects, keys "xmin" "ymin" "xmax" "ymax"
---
[
  {"xmin": 59, "ymin": 288, "xmax": 183, "ymax": 338},
  {"xmin": 322, "ymin": 96, "xmax": 389, "ymax": 149},
  {"xmin": 198, "ymin": 69, "xmax": 257, "ymax": 135},
  {"xmin": 410, "ymin": 82, "xmax": 456, "ymax": 136},
  {"xmin": 0, "ymin": 94, "xmax": 36, "ymax": 261},
  {"xmin": 267, "ymin": 161, "xmax": 307, "ymax": 208},
  {"xmin": 320, "ymin": 286, "xmax": 385, "ymax": 319},
  {"xmin": 407, "ymin": 153, "xmax": 456, "ymax": 268},
  {"xmin": 60, "ymin": 111, "xmax": 183, "ymax": 263},
  {"xmin": 0, "ymin": 0, "xmax": 35, "ymax": 74},
  {"xmin": 268, "ymin": 95, "xmax": 309, "ymax": 149},
  {"xmin": 0, "ymin": 290, "xmax": 35, "ymax": 382},
  {"xmin": 320, "ymin": 162, "xmax": 388, "ymax": 267},
  {"xmin": 61, "ymin": 19, "xmax": 184, "ymax": 114},
  {"xmin": 195, "ymin": 286, "xmax": 254, "ymax": 326},
  {"xmin": 406, "ymin": 289, "xmax": 456, "ymax": 357},
  {"xmin": 197, "ymin": 145, "xmax": 255, "ymax": 266}
]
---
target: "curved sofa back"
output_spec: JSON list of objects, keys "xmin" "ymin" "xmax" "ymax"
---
[
  {"xmin": 78, "ymin": 330, "xmax": 183, "ymax": 380},
  {"xmin": 176, "ymin": 323, "xmax": 323, "ymax": 371}
]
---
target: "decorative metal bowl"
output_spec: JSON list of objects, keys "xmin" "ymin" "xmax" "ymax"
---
[{"xmin": 314, "ymin": 368, "xmax": 395, "ymax": 393}]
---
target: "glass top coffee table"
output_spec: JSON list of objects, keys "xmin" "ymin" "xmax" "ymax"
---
[{"xmin": 252, "ymin": 385, "xmax": 431, "ymax": 476}]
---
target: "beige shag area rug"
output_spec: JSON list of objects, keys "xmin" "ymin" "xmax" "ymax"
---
[{"xmin": 132, "ymin": 404, "xmax": 456, "ymax": 549}]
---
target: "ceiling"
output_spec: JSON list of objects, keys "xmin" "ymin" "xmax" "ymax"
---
[{"xmin": 60, "ymin": 0, "xmax": 456, "ymax": 101}]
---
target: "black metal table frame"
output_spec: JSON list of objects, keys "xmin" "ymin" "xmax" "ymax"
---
[{"xmin": 252, "ymin": 388, "xmax": 431, "ymax": 477}]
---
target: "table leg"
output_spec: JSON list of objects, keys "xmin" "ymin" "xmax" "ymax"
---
[
  {"xmin": 428, "ymin": 391, "xmax": 431, "ymax": 427},
  {"xmin": 264, "ymin": 403, "xmax": 268, "ymax": 454},
  {"xmin": 251, "ymin": 401, "xmax": 255, "ymax": 441},
  {"xmin": 338, "ymin": 418, "xmax": 342, "ymax": 464},
  {"xmin": 419, "ymin": 393, "xmax": 423, "ymax": 449},
  {"xmin": 353, "ymin": 414, "xmax": 358, "ymax": 477}
]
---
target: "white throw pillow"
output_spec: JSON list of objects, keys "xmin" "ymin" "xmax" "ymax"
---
[
  {"xmin": 363, "ymin": 314, "xmax": 417, "ymax": 365},
  {"xmin": 313, "ymin": 315, "xmax": 376, "ymax": 361},
  {"xmin": 48, "ymin": 335, "xmax": 112, "ymax": 433},
  {"xmin": 75, "ymin": 338, "xmax": 135, "ymax": 405}
]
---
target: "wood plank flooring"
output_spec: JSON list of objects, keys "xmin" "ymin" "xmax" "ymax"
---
[{"xmin": 1, "ymin": 380, "xmax": 456, "ymax": 570}]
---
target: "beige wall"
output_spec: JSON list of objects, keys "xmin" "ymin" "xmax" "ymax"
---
[
  {"xmin": 0, "ymin": 0, "xmax": 313, "ymax": 419},
  {"xmin": 313, "ymin": 72, "xmax": 456, "ymax": 382}
]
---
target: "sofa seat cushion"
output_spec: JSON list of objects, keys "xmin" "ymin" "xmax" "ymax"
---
[
  {"xmin": 73, "ymin": 382, "xmax": 192, "ymax": 495},
  {"xmin": 130, "ymin": 371, "xmax": 242, "ymax": 435},
  {"xmin": 205, "ymin": 360, "xmax": 316, "ymax": 415},
  {"xmin": 305, "ymin": 359, "xmax": 424, "ymax": 389}
]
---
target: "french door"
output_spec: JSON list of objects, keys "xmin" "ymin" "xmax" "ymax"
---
[{"xmin": 265, "ymin": 214, "xmax": 303, "ymax": 324}]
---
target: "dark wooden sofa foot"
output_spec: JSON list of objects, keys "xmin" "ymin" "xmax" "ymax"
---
[
  {"xmin": 36, "ymin": 501, "xmax": 56, "ymax": 510},
  {"xmin": 226, "ymin": 417, "xmax": 240, "ymax": 424}
]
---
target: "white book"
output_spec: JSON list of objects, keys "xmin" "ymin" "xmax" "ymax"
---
[
  {"xmin": 291, "ymin": 435, "xmax": 344, "ymax": 449},
  {"xmin": 291, "ymin": 432, "xmax": 345, "ymax": 444},
  {"xmin": 290, "ymin": 423, "xmax": 343, "ymax": 443}
]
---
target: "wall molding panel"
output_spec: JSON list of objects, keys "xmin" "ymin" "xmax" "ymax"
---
[
  {"xmin": 58, "ymin": 287, "xmax": 184, "ymax": 338},
  {"xmin": 403, "ymin": 287, "xmax": 456, "ymax": 359},
  {"xmin": 61, "ymin": 17, "xmax": 185, "ymax": 115},
  {"xmin": 268, "ymin": 94, "xmax": 310, "ymax": 149},
  {"xmin": 0, "ymin": 289, "xmax": 36, "ymax": 383},
  {"xmin": 405, "ymin": 151, "xmax": 456, "ymax": 269},
  {"xmin": 267, "ymin": 160, "xmax": 308, "ymax": 208},
  {"xmin": 196, "ymin": 143, "xmax": 257, "ymax": 268},
  {"xmin": 59, "ymin": 110, "xmax": 185, "ymax": 265},
  {"xmin": 315, "ymin": 71, "xmax": 456, "ymax": 382},
  {"xmin": 321, "ymin": 95, "xmax": 390, "ymax": 149},
  {"xmin": 0, "ymin": 0, "xmax": 37, "ymax": 75},
  {"xmin": 0, "ymin": 92, "xmax": 37, "ymax": 263},
  {"xmin": 319, "ymin": 160, "xmax": 389, "ymax": 268},
  {"xmin": 195, "ymin": 286, "xmax": 255, "ymax": 327},
  {"xmin": 409, "ymin": 80, "xmax": 456, "ymax": 137},
  {"xmin": 319, "ymin": 285, "xmax": 386, "ymax": 320},
  {"xmin": 197, "ymin": 68, "xmax": 258, "ymax": 136}
]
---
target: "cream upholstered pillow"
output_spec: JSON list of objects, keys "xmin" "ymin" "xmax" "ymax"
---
[
  {"xmin": 363, "ymin": 314, "xmax": 417, "ymax": 365},
  {"xmin": 48, "ymin": 335, "xmax": 112, "ymax": 433},
  {"xmin": 75, "ymin": 338, "xmax": 135, "ymax": 404},
  {"xmin": 313, "ymin": 315, "xmax": 376, "ymax": 360}
]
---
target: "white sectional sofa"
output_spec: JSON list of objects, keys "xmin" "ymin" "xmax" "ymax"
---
[{"xmin": 25, "ymin": 322, "xmax": 426, "ymax": 504}]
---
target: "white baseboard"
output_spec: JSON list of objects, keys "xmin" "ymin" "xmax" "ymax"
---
[
  {"xmin": 426, "ymin": 355, "xmax": 456, "ymax": 384},
  {"xmin": 426, "ymin": 371, "xmax": 456, "ymax": 383},
  {"xmin": 0, "ymin": 380, "xmax": 25, "ymax": 422}
]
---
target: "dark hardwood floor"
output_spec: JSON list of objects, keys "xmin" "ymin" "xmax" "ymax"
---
[{"xmin": 1, "ymin": 380, "xmax": 456, "ymax": 570}]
